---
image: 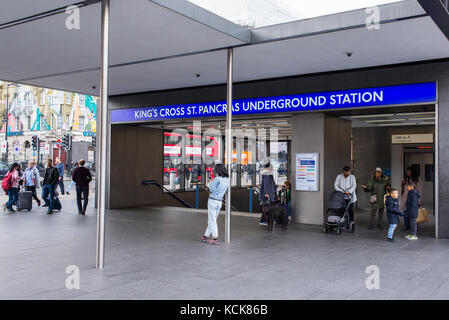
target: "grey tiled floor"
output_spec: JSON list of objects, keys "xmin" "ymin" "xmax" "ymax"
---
[{"xmin": 0, "ymin": 198, "xmax": 448, "ymax": 300}]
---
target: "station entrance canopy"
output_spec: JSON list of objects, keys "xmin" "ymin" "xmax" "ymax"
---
[{"xmin": 0, "ymin": 0, "xmax": 449, "ymax": 96}]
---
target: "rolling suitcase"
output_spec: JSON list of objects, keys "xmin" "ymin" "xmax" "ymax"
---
[
  {"xmin": 17, "ymin": 191, "xmax": 33, "ymax": 211},
  {"xmin": 53, "ymin": 196, "xmax": 62, "ymax": 211}
]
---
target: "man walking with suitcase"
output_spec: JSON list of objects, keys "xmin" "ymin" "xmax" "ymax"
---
[
  {"xmin": 42, "ymin": 159, "xmax": 59, "ymax": 214},
  {"xmin": 72, "ymin": 159, "xmax": 92, "ymax": 215},
  {"xmin": 23, "ymin": 160, "xmax": 41, "ymax": 207},
  {"xmin": 55, "ymin": 157, "xmax": 65, "ymax": 196}
]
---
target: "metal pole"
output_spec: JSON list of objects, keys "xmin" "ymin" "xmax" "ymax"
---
[
  {"xmin": 5, "ymin": 83, "xmax": 10, "ymax": 163},
  {"xmin": 225, "ymin": 48, "xmax": 233, "ymax": 243},
  {"xmin": 96, "ymin": 0, "xmax": 109, "ymax": 269}
]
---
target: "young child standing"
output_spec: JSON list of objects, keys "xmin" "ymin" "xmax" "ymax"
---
[
  {"xmin": 405, "ymin": 185, "xmax": 421, "ymax": 240},
  {"xmin": 385, "ymin": 189, "xmax": 404, "ymax": 241}
]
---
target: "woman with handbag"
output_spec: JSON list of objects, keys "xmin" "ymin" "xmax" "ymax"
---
[{"xmin": 361, "ymin": 167, "xmax": 391, "ymax": 230}]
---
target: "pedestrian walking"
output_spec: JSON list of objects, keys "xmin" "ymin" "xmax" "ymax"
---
[
  {"xmin": 72, "ymin": 159, "xmax": 92, "ymax": 215},
  {"xmin": 200, "ymin": 164, "xmax": 230, "ymax": 245},
  {"xmin": 55, "ymin": 157, "xmax": 65, "ymax": 195},
  {"xmin": 3, "ymin": 163, "xmax": 21, "ymax": 213},
  {"xmin": 42, "ymin": 159, "xmax": 59, "ymax": 214},
  {"xmin": 23, "ymin": 160, "xmax": 41, "ymax": 207},
  {"xmin": 65, "ymin": 161, "xmax": 79, "ymax": 195}
]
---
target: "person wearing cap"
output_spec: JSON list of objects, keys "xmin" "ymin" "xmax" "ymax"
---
[{"xmin": 361, "ymin": 167, "xmax": 391, "ymax": 230}]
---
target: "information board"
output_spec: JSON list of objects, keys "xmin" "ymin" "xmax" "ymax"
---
[{"xmin": 295, "ymin": 153, "xmax": 319, "ymax": 191}]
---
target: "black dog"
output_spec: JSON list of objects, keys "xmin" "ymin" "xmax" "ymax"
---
[{"xmin": 260, "ymin": 199, "xmax": 288, "ymax": 231}]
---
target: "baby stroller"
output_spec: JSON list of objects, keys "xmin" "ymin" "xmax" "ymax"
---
[{"xmin": 323, "ymin": 191, "xmax": 353, "ymax": 235}]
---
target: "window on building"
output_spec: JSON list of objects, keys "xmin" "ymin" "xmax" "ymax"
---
[
  {"xmin": 57, "ymin": 114, "xmax": 62, "ymax": 129},
  {"xmin": 161, "ymin": 129, "xmax": 288, "ymax": 194},
  {"xmin": 39, "ymin": 91, "xmax": 44, "ymax": 105},
  {"xmin": 27, "ymin": 116, "xmax": 31, "ymax": 130},
  {"xmin": 66, "ymin": 93, "xmax": 71, "ymax": 105},
  {"xmin": 79, "ymin": 95, "xmax": 85, "ymax": 107},
  {"xmin": 78, "ymin": 116, "xmax": 85, "ymax": 131}
]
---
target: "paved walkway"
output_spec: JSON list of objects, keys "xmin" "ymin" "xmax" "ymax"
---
[{"xmin": 0, "ymin": 198, "xmax": 448, "ymax": 300}]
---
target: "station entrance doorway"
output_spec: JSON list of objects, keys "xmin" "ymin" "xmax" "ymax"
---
[{"xmin": 335, "ymin": 104, "xmax": 436, "ymax": 237}]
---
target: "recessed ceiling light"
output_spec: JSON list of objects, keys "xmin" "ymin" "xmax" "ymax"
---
[
  {"xmin": 365, "ymin": 119, "xmax": 406, "ymax": 123},
  {"xmin": 407, "ymin": 117, "xmax": 435, "ymax": 121},
  {"xmin": 378, "ymin": 123, "xmax": 417, "ymax": 126},
  {"xmin": 350, "ymin": 114, "xmax": 395, "ymax": 119}
]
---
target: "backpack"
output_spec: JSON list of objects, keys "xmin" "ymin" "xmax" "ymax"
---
[{"xmin": 2, "ymin": 171, "xmax": 14, "ymax": 192}]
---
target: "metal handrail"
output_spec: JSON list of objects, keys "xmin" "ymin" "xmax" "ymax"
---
[
  {"xmin": 142, "ymin": 180, "xmax": 193, "ymax": 208},
  {"xmin": 196, "ymin": 182, "xmax": 239, "ymax": 212}
]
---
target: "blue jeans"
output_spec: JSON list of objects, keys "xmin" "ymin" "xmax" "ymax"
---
[
  {"xmin": 6, "ymin": 187, "xmax": 19, "ymax": 210},
  {"xmin": 42, "ymin": 184, "xmax": 55, "ymax": 211},
  {"xmin": 387, "ymin": 224, "xmax": 397, "ymax": 239}
]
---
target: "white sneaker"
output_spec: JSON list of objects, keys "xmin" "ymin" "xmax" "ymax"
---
[{"xmin": 259, "ymin": 222, "xmax": 268, "ymax": 226}]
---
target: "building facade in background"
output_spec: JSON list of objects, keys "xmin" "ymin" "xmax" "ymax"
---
[
  {"xmin": 189, "ymin": 0, "xmax": 304, "ymax": 29},
  {"xmin": 0, "ymin": 81, "xmax": 97, "ymax": 165}
]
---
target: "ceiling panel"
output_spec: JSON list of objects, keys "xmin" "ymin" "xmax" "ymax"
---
[
  {"xmin": 0, "ymin": 0, "xmax": 246, "ymax": 82},
  {"xmin": 23, "ymin": 15, "xmax": 449, "ymax": 97},
  {"xmin": 0, "ymin": 0, "xmax": 77, "ymax": 24},
  {"xmin": 233, "ymin": 16, "xmax": 449, "ymax": 83}
]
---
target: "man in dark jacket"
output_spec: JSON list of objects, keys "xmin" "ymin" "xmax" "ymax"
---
[
  {"xmin": 405, "ymin": 185, "xmax": 421, "ymax": 240},
  {"xmin": 385, "ymin": 189, "xmax": 404, "ymax": 241},
  {"xmin": 72, "ymin": 159, "xmax": 92, "ymax": 215},
  {"xmin": 41, "ymin": 159, "xmax": 59, "ymax": 214},
  {"xmin": 259, "ymin": 162, "xmax": 277, "ymax": 226}
]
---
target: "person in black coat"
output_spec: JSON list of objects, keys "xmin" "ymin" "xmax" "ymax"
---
[
  {"xmin": 259, "ymin": 162, "xmax": 277, "ymax": 225},
  {"xmin": 41, "ymin": 159, "xmax": 59, "ymax": 214},
  {"xmin": 405, "ymin": 185, "xmax": 421, "ymax": 240},
  {"xmin": 385, "ymin": 189, "xmax": 404, "ymax": 241}
]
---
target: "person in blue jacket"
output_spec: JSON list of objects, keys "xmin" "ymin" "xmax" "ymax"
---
[
  {"xmin": 385, "ymin": 189, "xmax": 404, "ymax": 241},
  {"xmin": 405, "ymin": 185, "xmax": 421, "ymax": 240}
]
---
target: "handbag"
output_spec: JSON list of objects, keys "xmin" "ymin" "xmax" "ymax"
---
[
  {"xmin": 416, "ymin": 208, "xmax": 428, "ymax": 223},
  {"xmin": 369, "ymin": 194, "xmax": 377, "ymax": 204}
]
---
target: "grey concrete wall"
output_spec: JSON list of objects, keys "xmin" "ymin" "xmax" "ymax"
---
[
  {"xmin": 109, "ymin": 59, "xmax": 449, "ymax": 238},
  {"xmin": 290, "ymin": 114, "xmax": 351, "ymax": 225}
]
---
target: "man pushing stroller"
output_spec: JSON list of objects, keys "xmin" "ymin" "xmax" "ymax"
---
[{"xmin": 333, "ymin": 166, "xmax": 357, "ymax": 231}]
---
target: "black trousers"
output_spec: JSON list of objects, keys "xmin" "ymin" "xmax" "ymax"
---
[
  {"xmin": 25, "ymin": 185, "xmax": 41, "ymax": 203},
  {"xmin": 76, "ymin": 185, "xmax": 89, "ymax": 212}
]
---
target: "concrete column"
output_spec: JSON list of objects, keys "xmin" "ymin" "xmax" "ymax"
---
[
  {"xmin": 437, "ymin": 80, "xmax": 449, "ymax": 239},
  {"xmin": 290, "ymin": 113, "xmax": 351, "ymax": 225}
]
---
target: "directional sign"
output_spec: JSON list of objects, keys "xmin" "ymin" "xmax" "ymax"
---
[{"xmin": 55, "ymin": 139, "xmax": 62, "ymax": 148}]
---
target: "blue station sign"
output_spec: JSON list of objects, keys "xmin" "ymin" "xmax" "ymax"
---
[{"xmin": 110, "ymin": 82, "xmax": 437, "ymax": 123}]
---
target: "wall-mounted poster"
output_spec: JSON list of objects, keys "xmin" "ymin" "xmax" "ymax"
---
[{"xmin": 295, "ymin": 153, "xmax": 319, "ymax": 191}]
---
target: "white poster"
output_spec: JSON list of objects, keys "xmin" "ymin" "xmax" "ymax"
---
[{"xmin": 295, "ymin": 153, "xmax": 319, "ymax": 191}]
